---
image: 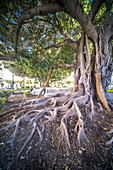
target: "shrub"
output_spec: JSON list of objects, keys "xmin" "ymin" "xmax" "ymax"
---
[
  {"xmin": 24, "ymin": 90, "xmax": 31, "ymax": 97},
  {"xmin": 66, "ymin": 80, "xmax": 71, "ymax": 84},
  {"xmin": 25, "ymin": 86, "xmax": 30, "ymax": 89},
  {"xmin": 0, "ymin": 89, "xmax": 13, "ymax": 110}
]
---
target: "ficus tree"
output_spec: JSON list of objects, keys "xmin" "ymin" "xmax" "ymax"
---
[
  {"xmin": 0, "ymin": 0, "xmax": 113, "ymax": 163},
  {"xmin": 2, "ymin": 45, "xmax": 74, "ymax": 86}
]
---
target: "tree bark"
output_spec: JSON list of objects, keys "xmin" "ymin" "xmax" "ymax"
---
[
  {"xmin": 73, "ymin": 53, "xmax": 78, "ymax": 92},
  {"xmin": 59, "ymin": 0, "xmax": 98, "ymax": 43},
  {"xmin": 38, "ymin": 67, "xmax": 53, "ymax": 97},
  {"xmin": 77, "ymin": 34, "xmax": 85, "ymax": 86}
]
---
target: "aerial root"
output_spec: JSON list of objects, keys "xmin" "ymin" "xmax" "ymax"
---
[{"xmin": 95, "ymin": 72, "xmax": 111, "ymax": 113}]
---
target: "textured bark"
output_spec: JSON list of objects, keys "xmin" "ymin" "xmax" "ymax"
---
[
  {"xmin": 73, "ymin": 74, "xmax": 78, "ymax": 92},
  {"xmin": 77, "ymin": 34, "xmax": 85, "ymax": 85},
  {"xmin": 101, "ymin": 16, "xmax": 113, "ymax": 89},
  {"xmin": 95, "ymin": 73, "xmax": 111, "ymax": 113},
  {"xmin": 64, "ymin": 39, "xmax": 78, "ymax": 49},
  {"xmin": 84, "ymin": 34, "xmax": 91, "ymax": 92},
  {"xmin": 73, "ymin": 53, "xmax": 78, "ymax": 92}
]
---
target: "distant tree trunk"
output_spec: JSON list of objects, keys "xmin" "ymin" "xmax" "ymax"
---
[
  {"xmin": 40, "ymin": 82, "xmax": 42, "ymax": 87},
  {"xmin": 38, "ymin": 67, "xmax": 53, "ymax": 97},
  {"xmin": 23, "ymin": 78, "xmax": 25, "ymax": 89},
  {"xmin": 12, "ymin": 74, "xmax": 14, "ymax": 89}
]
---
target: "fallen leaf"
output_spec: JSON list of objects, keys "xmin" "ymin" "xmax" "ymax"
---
[
  {"xmin": 81, "ymin": 147, "xmax": 85, "ymax": 151},
  {"xmin": 20, "ymin": 156, "xmax": 25, "ymax": 160},
  {"xmin": 103, "ymin": 127, "xmax": 107, "ymax": 130},
  {"xmin": 26, "ymin": 146, "xmax": 32, "ymax": 154},
  {"xmin": 78, "ymin": 149, "xmax": 82, "ymax": 154},
  {"xmin": 0, "ymin": 142, "xmax": 5, "ymax": 145}
]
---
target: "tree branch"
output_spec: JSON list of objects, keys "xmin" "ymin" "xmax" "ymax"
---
[
  {"xmin": 56, "ymin": 63, "xmax": 73, "ymax": 68},
  {"xmin": 56, "ymin": 18, "xmax": 78, "ymax": 49},
  {"xmin": 103, "ymin": 16, "xmax": 113, "ymax": 43},
  {"xmin": 64, "ymin": 39, "xmax": 78, "ymax": 49},
  {"xmin": 90, "ymin": 0, "xmax": 107, "ymax": 21},
  {"xmin": 14, "ymin": 2, "xmax": 64, "ymax": 58},
  {"xmin": 0, "ymin": 54, "xmax": 15, "ymax": 61},
  {"xmin": 44, "ymin": 43, "xmax": 61, "ymax": 50},
  {"xmin": 59, "ymin": 0, "xmax": 98, "ymax": 43}
]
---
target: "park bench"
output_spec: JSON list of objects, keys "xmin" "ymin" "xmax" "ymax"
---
[{"xmin": 44, "ymin": 88, "xmax": 71, "ymax": 97}]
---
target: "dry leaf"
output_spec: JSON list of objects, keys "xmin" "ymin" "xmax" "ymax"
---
[{"xmin": 78, "ymin": 149, "xmax": 82, "ymax": 154}]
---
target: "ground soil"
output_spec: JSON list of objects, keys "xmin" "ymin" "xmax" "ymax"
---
[{"xmin": 0, "ymin": 94, "xmax": 113, "ymax": 170}]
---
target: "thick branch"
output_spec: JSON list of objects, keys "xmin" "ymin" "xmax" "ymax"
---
[
  {"xmin": 14, "ymin": 2, "xmax": 64, "ymax": 57},
  {"xmin": 103, "ymin": 16, "xmax": 113, "ymax": 44},
  {"xmin": 59, "ymin": 0, "xmax": 98, "ymax": 43},
  {"xmin": 64, "ymin": 39, "xmax": 78, "ymax": 49},
  {"xmin": 56, "ymin": 18, "xmax": 77, "ymax": 49}
]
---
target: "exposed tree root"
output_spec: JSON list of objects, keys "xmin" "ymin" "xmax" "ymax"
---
[
  {"xmin": 89, "ymin": 94, "xmax": 97, "ymax": 119},
  {"xmin": 17, "ymin": 122, "xmax": 37, "ymax": 159},
  {"xmin": 106, "ymin": 126, "xmax": 113, "ymax": 145},
  {"xmin": 0, "ymin": 91, "xmax": 110, "ymax": 160},
  {"xmin": 74, "ymin": 102, "xmax": 90, "ymax": 146}
]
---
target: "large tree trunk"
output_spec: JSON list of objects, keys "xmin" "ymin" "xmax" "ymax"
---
[{"xmin": 75, "ymin": 31, "xmax": 113, "ymax": 113}]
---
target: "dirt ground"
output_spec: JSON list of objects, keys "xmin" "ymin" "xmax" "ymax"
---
[{"xmin": 0, "ymin": 94, "xmax": 113, "ymax": 170}]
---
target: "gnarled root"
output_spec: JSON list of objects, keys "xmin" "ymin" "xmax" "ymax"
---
[
  {"xmin": 106, "ymin": 126, "xmax": 113, "ymax": 145},
  {"xmin": 74, "ymin": 102, "xmax": 90, "ymax": 146},
  {"xmin": 58, "ymin": 95, "xmax": 90, "ymax": 151}
]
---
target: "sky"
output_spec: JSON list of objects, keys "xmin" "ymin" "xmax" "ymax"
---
[{"xmin": 0, "ymin": 66, "xmax": 23, "ymax": 81}]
